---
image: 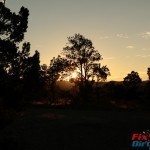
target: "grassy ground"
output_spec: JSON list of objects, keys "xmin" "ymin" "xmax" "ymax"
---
[{"xmin": 0, "ymin": 105, "xmax": 150, "ymax": 150}]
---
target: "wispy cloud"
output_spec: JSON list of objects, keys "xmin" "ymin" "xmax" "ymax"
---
[
  {"xmin": 116, "ymin": 34, "xmax": 129, "ymax": 39},
  {"xmin": 135, "ymin": 54, "xmax": 150, "ymax": 58},
  {"xmin": 126, "ymin": 45, "xmax": 134, "ymax": 49},
  {"xmin": 140, "ymin": 32, "xmax": 150, "ymax": 39},
  {"xmin": 104, "ymin": 57, "xmax": 115, "ymax": 60},
  {"xmin": 99, "ymin": 33, "xmax": 130, "ymax": 40},
  {"xmin": 99, "ymin": 36, "xmax": 111, "ymax": 40},
  {"xmin": 141, "ymin": 48, "xmax": 147, "ymax": 51}
]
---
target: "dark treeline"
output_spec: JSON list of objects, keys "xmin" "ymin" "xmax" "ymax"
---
[
  {"xmin": 0, "ymin": 2, "xmax": 44, "ymax": 108},
  {"xmin": 0, "ymin": 2, "xmax": 45, "ymax": 127},
  {"xmin": 0, "ymin": 1, "xmax": 150, "ymax": 127}
]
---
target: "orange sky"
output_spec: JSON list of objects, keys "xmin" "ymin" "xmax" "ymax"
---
[{"xmin": 6, "ymin": 0, "xmax": 150, "ymax": 81}]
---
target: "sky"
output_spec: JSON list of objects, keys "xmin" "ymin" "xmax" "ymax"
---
[{"xmin": 3, "ymin": 0, "xmax": 150, "ymax": 81}]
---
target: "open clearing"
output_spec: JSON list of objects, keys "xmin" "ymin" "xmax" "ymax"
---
[{"xmin": 0, "ymin": 106, "xmax": 150, "ymax": 150}]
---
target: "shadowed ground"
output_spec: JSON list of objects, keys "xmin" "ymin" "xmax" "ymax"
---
[{"xmin": 0, "ymin": 106, "xmax": 150, "ymax": 150}]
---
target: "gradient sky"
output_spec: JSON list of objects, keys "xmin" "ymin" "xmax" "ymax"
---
[{"xmin": 4, "ymin": 0, "xmax": 150, "ymax": 81}]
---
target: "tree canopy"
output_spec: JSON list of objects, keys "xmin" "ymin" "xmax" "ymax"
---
[
  {"xmin": 0, "ymin": 2, "xmax": 29, "ymax": 77},
  {"xmin": 123, "ymin": 71, "xmax": 142, "ymax": 88},
  {"xmin": 62, "ymin": 33, "xmax": 110, "ymax": 83},
  {"xmin": 0, "ymin": 2, "xmax": 42, "ymax": 106}
]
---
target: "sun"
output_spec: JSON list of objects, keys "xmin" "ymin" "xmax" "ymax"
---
[
  {"xmin": 62, "ymin": 71, "xmax": 78, "ymax": 81},
  {"xmin": 67, "ymin": 71, "xmax": 79, "ymax": 82},
  {"xmin": 71, "ymin": 72, "xmax": 78, "ymax": 79}
]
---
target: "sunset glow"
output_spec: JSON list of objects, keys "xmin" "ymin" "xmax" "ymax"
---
[
  {"xmin": 6, "ymin": 0, "xmax": 150, "ymax": 81},
  {"xmin": 71, "ymin": 72, "xmax": 78, "ymax": 79},
  {"xmin": 1, "ymin": 2, "xmax": 150, "ymax": 149}
]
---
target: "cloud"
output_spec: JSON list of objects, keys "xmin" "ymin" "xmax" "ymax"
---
[
  {"xmin": 116, "ymin": 34, "xmax": 129, "ymax": 39},
  {"xmin": 104, "ymin": 57, "xmax": 115, "ymax": 60},
  {"xmin": 100, "ymin": 33, "xmax": 129, "ymax": 40},
  {"xmin": 141, "ymin": 48, "xmax": 147, "ymax": 51},
  {"xmin": 126, "ymin": 46, "xmax": 134, "ymax": 49},
  {"xmin": 135, "ymin": 54, "xmax": 150, "ymax": 58},
  {"xmin": 100, "ymin": 36, "xmax": 111, "ymax": 40},
  {"xmin": 140, "ymin": 32, "xmax": 150, "ymax": 39}
]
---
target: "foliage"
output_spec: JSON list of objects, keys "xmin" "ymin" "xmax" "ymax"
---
[
  {"xmin": 0, "ymin": 2, "xmax": 150, "ymax": 111},
  {"xmin": 62, "ymin": 33, "xmax": 110, "ymax": 83},
  {"xmin": 0, "ymin": 2, "xmax": 42, "ymax": 109},
  {"xmin": 23, "ymin": 50, "xmax": 43, "ymax": 101},
  {"xmin": 0, "ymin": 2, "xmax": 29, "ymax": 77},
  {"xmin": 92, "ymin": 63, "xmax": 110, "ymax": 82},
  {"xmin": 47, "ymin": 55, "xmax": 73, "ymax": 85},
  {"xmin": 123, "ymin": 71, "xmax": 142, "ymax": 88},
  {"xmin": 123, "ymin": 71, "xmax": 142, "ymax": 101},
  {"xmin": 41, "ymin": 56, "xmax": 74, "ymax": 104}
]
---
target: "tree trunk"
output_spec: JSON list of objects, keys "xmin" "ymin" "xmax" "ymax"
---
[
  {"xmin": 81, "ymin": 63, "xmax": 83, "ymax": 84},
  {"xmin": 84, "ymin": 63, "xmax": 86, "ymax": 82}
]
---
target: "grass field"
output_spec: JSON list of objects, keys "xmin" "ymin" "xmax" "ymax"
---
[{"xmin": 0, "ymin": 106, "xmax": 150, "ymax": 150}]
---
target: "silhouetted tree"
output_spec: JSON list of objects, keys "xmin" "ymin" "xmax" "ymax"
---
[
  {"xmin": 9, "ymin": 42, "xmax": 31, "ymax": 79},
  {"xmin": 123, "ymin": 71, "xmax": 142, "ymax": 88},
  {"xmin": 123, "ymin": 71, "xmax": 142, "ymax": 100},
  {"xmin": 40, "ymin": 64, "xmax": 49, "ymax": 86},
  {"xmin": 46, "ymin": 55, "xmax": 73, "ymax": 104},
  {"xmin": 147, "ymin": 68, "xmax": 150, "ymax": 81},
  {"xmin": 0, "ymin": 2, "xmax": 29, "ymax": 77},
  {"xmin": 92, "ymin": 63, "xmax": 110, "ymax": 82},
  {"xmin": 23, "ymin": 50, "xmax": 40, "ymax": 83},
  {"xmin": 62, "ymin": 34, "xmax": 109, "ymax": 84},
  {"xmin": 0, "ymin": 2, "xmax": 30, "ymax": 108},
  {"xmin": 41, "ymin": 64, "xmax": 48, "ymax": 78},
  {"xmin": 62, "ymin": 34, "xmax": 110, "ymax": 105},
  {"xmin": 0, "ymin": 2, "xmax": 42, "ymax": 107},
  {"xmin": 23, "ymin": 50, "xmax": 43, "ymax": 100},
  {"xmin": 48, "ymin": 56, "xmax": 72, "ymax": 85}
]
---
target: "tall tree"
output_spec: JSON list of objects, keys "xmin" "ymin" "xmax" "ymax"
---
[
  {"xmin": 24, "ymin": 50, "xmax": 41, "ymax": 83},
  {"xmin": 10, "ymin": 42, "xmax": 31, "ymax": 79},
  {"xmin": 23, "ymin": 50, "xmax": 42, "ymax": 100},
  {"xmin": 62, "ymin": 34, "xmax": 110, "ymax": 84},
  {"xmin": 0, "ymin": 2, "xmax": 41, "ymax": 105},
  {"xmin": 0, "ymin": 2, "xmax": 29, "ymax": 76}
]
